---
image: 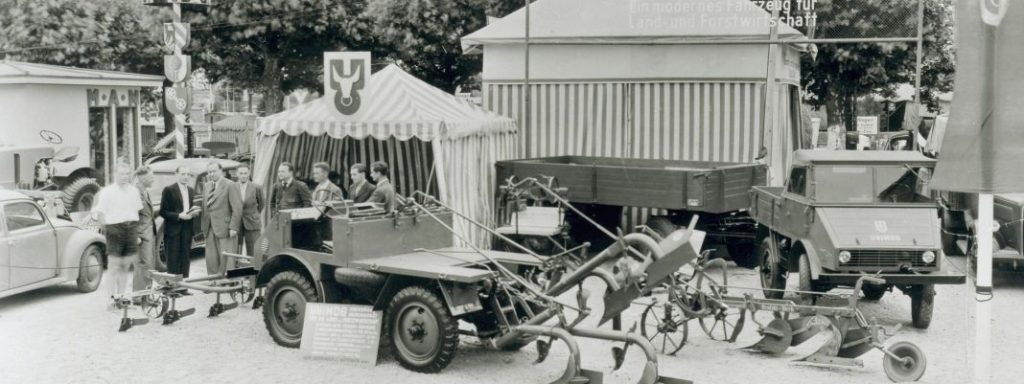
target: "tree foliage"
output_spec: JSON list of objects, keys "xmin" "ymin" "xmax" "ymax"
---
[
  {"xmin": 186, "ymin": 0, "xmax": 377, "ymax": 114},
  {"xmin": 0, "ymin": 0, "xmax": 165, "ymax": 74},
  {"xmin": 367, "ymin": 0, "xmax": 521, "ymax": 93},
  {"xmin": 799, "ymin": 0, "xmax": 955, "ymax": 130}
]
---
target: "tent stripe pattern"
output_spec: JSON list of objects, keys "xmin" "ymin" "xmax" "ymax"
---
[{"xmin": 484, "ymin": 81, "xmax": 766, "ymax": 229}]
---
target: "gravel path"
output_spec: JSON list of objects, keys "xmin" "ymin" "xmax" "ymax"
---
[{"xmin": 0, "ymin": 255, "xmax": 1016, "ymax": 384}]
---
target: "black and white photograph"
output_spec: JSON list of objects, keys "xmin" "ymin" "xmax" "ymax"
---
[{"xmin": 0, "ymin": 0, "xmax": 1020, "ymax": 383}]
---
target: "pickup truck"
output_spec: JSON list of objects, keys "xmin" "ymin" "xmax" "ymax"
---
[{"xmin": 750, "ymin": 150, "xmax": 965, "ymax": 329}]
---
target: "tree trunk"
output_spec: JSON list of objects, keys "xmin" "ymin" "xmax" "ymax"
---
[{"xmin": 261, "ymin": 55, "xmax": 284, "ymax": 115}]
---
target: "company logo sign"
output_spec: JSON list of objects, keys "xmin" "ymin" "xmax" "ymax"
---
[
  {"xmin": 874, "ymin": 220, "xmax": 888, "ymax": 233},
  {"xmin": 324, "ymin": 52, "xmax": 370, "ymax": 116}
]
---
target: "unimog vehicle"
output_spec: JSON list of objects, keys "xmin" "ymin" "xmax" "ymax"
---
[
  {"xmin": 0, "ymin": 145, "xmax": 102, "ymax": 214},
  {"xmin": 751, "ymin": 150, "xmax": 966, "ymax": 329},
  {"xmin": 249, "ymin": 194, "xmax": 694, "ymax": 383}
]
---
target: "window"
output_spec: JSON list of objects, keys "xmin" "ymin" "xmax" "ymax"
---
[
  {"xmin": 787, "ymin": 167, "xmax": 808, "ymax": 196},
  {"xmin": 4, "ymin": 202, "xmax": 46, "ymax": 231}
]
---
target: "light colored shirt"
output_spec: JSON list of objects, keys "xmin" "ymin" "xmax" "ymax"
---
[
  {"xmin": 239, "ymin": 182, "xmax": 248, "ymax": 199},
  {"xmin": 92, "ymin": 183, "xmax": 144, "ymax": 225},
  {"xmin": 178, "ymin": 183, "xmax": 191, "ymax": 212}
]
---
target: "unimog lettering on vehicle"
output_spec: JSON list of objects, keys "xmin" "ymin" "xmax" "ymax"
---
[{"xmin": 752, "ymin": 150, "xmax": 966, "ymax": 329}]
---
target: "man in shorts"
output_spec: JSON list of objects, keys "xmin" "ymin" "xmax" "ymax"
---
[{"xmin": 91, "ymin": 163, "xmax": 144, "ymax": 309}]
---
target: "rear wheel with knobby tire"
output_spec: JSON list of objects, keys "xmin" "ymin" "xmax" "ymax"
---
[
  {"xmin": 386, "ymin": 285, "xmax": 459, "ymax": 373},
  {"xmin": 262, "ymin": 271, "xmax": 320, "ymax": 348}
]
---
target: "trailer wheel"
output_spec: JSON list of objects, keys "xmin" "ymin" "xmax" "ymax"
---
[
  {"xmin": 910, "ymin": 284, "xmax": 934, "ymax": 329},
  {"xmin": 61, "ymin": 178, "xmax": 100, "ymax": 213},
  {"xmin": 387, "ymin": 285, "xmax": 458, "ymax": 373},
  {"xmin": 758, "ymin": 237, "xmax": 786, "ymax": 299},
  {"xmin": 262, "ymin": 271, "xmax": 319, "ymax": 348}
]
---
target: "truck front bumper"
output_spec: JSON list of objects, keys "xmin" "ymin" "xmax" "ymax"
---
[{"xmin": 818, "ymin": 261, "xmax": 966, "ymax": 286}]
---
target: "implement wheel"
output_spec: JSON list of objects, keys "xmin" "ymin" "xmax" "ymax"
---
[
  {"xmin": 387, "ymin": 286, "xmax": 458, "ymax": 373},
  {"xmin": 758, "ymin": 237, "xmax": 786, "ymax": 299},
  {"xmin": 641, "ymin": 302, "xmax": 688, "ymax": 355},
  {"xmin": 262, "ymin": 271, "xmax": 320, "ymax": 348},
  {"xmin": 883, "ymin": 341, "xmax": 927, "ymax": 382},
  {"xmin": 862, "ymin": 284, "xmax": 887, "ymax": 301}
]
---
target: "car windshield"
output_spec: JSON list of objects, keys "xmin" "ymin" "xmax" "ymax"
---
[{"xmin": 814, "ymin": 164, "xmax": 933, "ymax": 204}]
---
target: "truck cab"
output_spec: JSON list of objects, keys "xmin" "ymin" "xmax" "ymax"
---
[{"xmin": 751, "ymin": 150, "xmax": 965, "ymax": 329}]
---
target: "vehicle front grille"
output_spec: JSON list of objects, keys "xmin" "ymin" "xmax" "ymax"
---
[{"xmin": 847, "ymin": 250, "xmax": 931, "ymax": 269}]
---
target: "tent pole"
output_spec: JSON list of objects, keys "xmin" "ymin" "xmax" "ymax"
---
[
  {"xmin": 523, "ymin": 0, "xmax": 531, "ymax": 158},
  {"xmin": 762, "ymin": 5, "xmax": 781, "ymax": 186},
  {"xmin": 974, "ymin": 193, "xmax": 993, "ymax": 384}
]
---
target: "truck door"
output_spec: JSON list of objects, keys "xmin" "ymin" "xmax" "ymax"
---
[
  {"xmin": 4, "ymin": 201, "xmax": 58, "ymax": 287},
  {"xmin": 780, "ymin": 167, "xmax": 812, "ymax": 237}
]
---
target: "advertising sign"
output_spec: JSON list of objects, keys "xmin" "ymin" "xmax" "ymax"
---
[
  {"xmin": 300, "ymin": 303, "xmax": 382, "ymax": 364},
  {"xmin": 856, "ymin": 116, "xmax": 879, "ymax": 135},
  {"xmin": 323, "ymin": 52, "xmax": 371, "ymax": 116}
]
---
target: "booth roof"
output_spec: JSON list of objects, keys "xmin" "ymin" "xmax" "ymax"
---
[
  {"xmin": 212, "ymin": 113, "xmax": 257, "ymax": 132},
  {"xmin": 462, "ymin": 0, "xmax": 805, "ymax": 53},
  {"xmin": 0, "ymin": 60, "xmax": 163, "ymax": 87},
  {"xmin": 256, "ymin": 64, "xmax": 517, "ymax": 141}
]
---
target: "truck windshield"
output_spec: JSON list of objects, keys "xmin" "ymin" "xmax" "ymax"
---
[{"xmin": 814, "ymin": 165, "xmax": 932, "ymax": 204}]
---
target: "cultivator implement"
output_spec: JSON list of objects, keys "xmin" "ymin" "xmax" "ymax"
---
[{"xmin": 117, "ymin": 265, "xmax": 258, "ymax": 332}]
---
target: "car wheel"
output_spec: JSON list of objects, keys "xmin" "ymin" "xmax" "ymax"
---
[
  {"xmin": 861, "ymin": 283, "xmax": 887, "ymax": 301},
  {"xmin": 797, "ymin": 253, "xmax": 818, "ymax": 305},
  {"xmin": 758, "ymin": 237, "xmax": 786, "ymax": 299},
  {"xmin": 262, "ymin": 271, "xmax": 320, "ymax": 348},
  {"xmin": 387, "ymin": 285, "xmax": 459, "ymax": 373},
  {"xmin": 154, "ymin": 227, "xmax": 167, "ymax": 272},
  {"xmin": 76, "ymin": 244, "xmax": 104, "ymax": 293},
  {"xmin": 910, "ymin": 284, "xmax": 934, "ymax": 329}
]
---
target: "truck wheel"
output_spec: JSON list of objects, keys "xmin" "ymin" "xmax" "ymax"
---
[
  {"xmin": 75, "ymin": 244, "xmax": 104, "ymax": 293},
  {"xmin": 758, "ymin": 237, "xmax": 786, "ymax": 299},
  {"xmin": 386, "ymin": 285, "xmax": 458, "ymax": 373},
  {"xmin": 910, "ymin": 284, "xmax": 934, "ymax": 329},
  {"xmin": 797, "ymin": 253, "xmax": 819, "ymax": 305},
  {"xmin": 861, "ymin": 284, "xmax": 887, "ymax": 301},
  {"xmin": 262, "ymin": 271, "xmax": 320, "ymax": 348},
  {"xmin": 61, "ymin": 178, "xmax": 100, "ymax": 213}
]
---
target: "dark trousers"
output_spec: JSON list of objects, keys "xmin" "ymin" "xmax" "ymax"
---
[
  {"xmin": 164, "ymin": 233, "xmax": 192, "ymax": 278},
  {"xmin": 238, "ymin": 227, "xmax": 259, "ymax": 256}
]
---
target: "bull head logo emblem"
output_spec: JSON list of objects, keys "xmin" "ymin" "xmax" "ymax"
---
[{"xmin": 329, "ymin": 58, "xmax": 366, "ymax": 115}]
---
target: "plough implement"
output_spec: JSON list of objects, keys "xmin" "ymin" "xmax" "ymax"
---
[{"xmin": 118, "ymin": 261, "xmax": 258, "ymax": 332}]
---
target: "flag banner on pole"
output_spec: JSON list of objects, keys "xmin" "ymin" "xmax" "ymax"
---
[
  {"xmin": 163, "ymin": 23, "xmax": 190, "ymax": 53},
  {"xmin": 931, "ymin": 0, "xmax": 1024, "ymax": 193}
]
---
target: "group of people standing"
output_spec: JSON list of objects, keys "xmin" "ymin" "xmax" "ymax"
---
[{"xmin": 90, "ymin": 159, "xmax": 396, "ymax": 308}]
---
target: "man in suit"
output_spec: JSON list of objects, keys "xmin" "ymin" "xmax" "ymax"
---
[
  {"xmin": 159, "ymin": 166, "xmax": 197, "ymax": 277},
  {"xmin": 368, "ymin": 161, "xmax": 397, "ymax": 213},
  {"xmin": 133, "ymin": 166, "xmax": 157, "ymax": 294},
  {"xmin": 270, "ymin": 162, "xmax": 312, "ymax": 212},
  {"xmin": 348, "ymin": 163, "xmax": 375, "ymax": 203},
  {"xmin": 235, "ymin": 164, "xmax": 264, "ymax": 256},
  {"xmin": 201, "ymin": 161, "xmax": 242, "ymax": 274}
]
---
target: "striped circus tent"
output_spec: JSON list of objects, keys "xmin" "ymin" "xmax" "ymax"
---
[{"xmin": 253, "ymin": 64, "xmax": 518, "ymax": 247}]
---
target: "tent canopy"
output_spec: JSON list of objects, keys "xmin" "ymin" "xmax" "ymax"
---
[
  {"xmin": 462, "ymin": 0, "xmax": 805, "ymax": 53},
  {"xmin": 212, "ymin": 113, "xmax": 257, "ymax": 132},
  {"xmin": 257, "ymin": 64, "xmax": 516, "ymax": 141},
  {"xmin": 254, "ymin": 64, "xmax": 518, "ymax": 247}
]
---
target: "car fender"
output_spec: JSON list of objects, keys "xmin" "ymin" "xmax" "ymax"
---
[
  {"xmin": 256, "ymin": 251, "xmax": 322, "ymax": 287},
  {"xmin": 794, "ymin": 238, "xmax": 823, "ymax": 280},
  {"xmin": 60, "ymin": 229, "xmax": 106, "ymax": 280}
]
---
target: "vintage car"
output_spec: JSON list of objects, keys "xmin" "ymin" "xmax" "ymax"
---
[
  {"xmin": 988, "ymin": 193, "xmax": 1024, "ymax": 268},
  {"xmin": 751, "ymin": 150, "xmax": 965, "ymax": 329},
  {"xmin": 0, "ymin": 189, "xmax": 106, "ymax": 299},
  {"xmin": 145, "ymin": 158, "xmax": 242, "ymax": 271}
]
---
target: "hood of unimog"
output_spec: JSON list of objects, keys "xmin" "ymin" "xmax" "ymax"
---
[{"xmin": 816, "ymin": 206, "xmax": 941, "ymax": 249}]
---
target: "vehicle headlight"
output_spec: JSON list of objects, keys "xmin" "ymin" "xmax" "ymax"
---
[
  {"xmin": 922, "ymin": 251, "xmax": 936, "ymax": 264},
  {"xmin": 838, "ymin": 250, "xmax": 852, "ymax": 264}
]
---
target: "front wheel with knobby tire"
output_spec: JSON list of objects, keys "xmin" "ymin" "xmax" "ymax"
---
[
  {"xmin": 61, "ymin": 178, "xmax": 100, "ymax": 213},
  {"xmin": 910, "ymin": 284, "xmax": 934, "ymax": 329},
  {"xmin": 882, "ymin": 341, "xmax": 927, "ymax": 382},
  {"xmin": 758, "ymin": 237, "xmax": 786, "ymax": 299},
  {"xmin": 386, "ymin": 285, "xmax": 458, "ymax": 373},
  {"xmin": 797, "ymin": 253, "xmax": 819, "ymax": 305},
  {"xmin": 262, "ymin": 271, "xmax": 320, "ymax": 348},
  {"xmin": 76, "ymin": 244, "xmax": 104, "ymax": 293}
]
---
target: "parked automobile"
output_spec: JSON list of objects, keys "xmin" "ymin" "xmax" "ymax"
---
[
  {"xmin": 145, "ymin": 158, "xmax": 241, "ymax": 271},
  {"xmin": 0, "ymin": 189, "xmax": 106, "ymax": 299}
]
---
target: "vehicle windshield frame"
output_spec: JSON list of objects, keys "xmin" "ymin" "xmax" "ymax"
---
[{"xmin": 810, "ymin": 163, "xmax": 935, "ymax": 205}]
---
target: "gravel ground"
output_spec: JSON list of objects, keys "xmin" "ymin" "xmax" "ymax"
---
[{"xmin": 0, "ymin": 255, "xmax": 1018, "ymax": 384}]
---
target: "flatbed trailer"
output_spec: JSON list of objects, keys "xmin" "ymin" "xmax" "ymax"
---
[{"xmin": 495, "ymin": 156, "xmax": 767, "ymax": 266}]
